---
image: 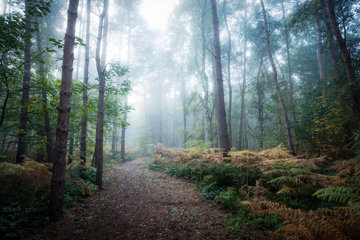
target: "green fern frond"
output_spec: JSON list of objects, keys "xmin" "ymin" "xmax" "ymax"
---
[
  {"xmin": 276, "ymin": 187, "xmax": 292, "ymax": 195},
  {"xmin": 290, "ymin": 168, "xmax": 312, "ymax": 175},
  {"xmin": 265, "ymin": 169, "xmax": 288, "ymax": 176},
  {"xmin": 268, "ymin": 176, "xmax": 295, "ymax": 185},
  {"xmin": 313, "ymin": 187, "xmax": 360, "ymax": 205}
]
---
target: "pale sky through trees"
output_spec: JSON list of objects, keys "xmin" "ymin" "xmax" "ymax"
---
[{"xmin": 140, "ymin": 0, "xmax": 178, "ymax": 32}]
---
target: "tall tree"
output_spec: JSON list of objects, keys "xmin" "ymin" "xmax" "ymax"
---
[
  {"xmin": 325, "ymin": 0, "xmax": 360, "ymax": 124},
  {"xmin": 50, "ymin": 0, "xmax": 80, "ymax": 221},
  {"xmin": 80, "ymin": 0, "xmax": 90, "ymax": 165},
  {"xmin": 36, "ymin": 17, "xmax": 54, "ymax": 163},
  {"xmin": 223, "ymin": 0, "xmax": 232, "ymax": 148},
  {"xmin": 95, "ymin": 0, "xmax": 109, "ymax": 189},
  {"xmin": 260, "ymin": 0, "xmax": 295, "ymax": 155},
  {"xmin": 121, "ymin": 24, "xmax": 131, "ymax": 162},
  {"xmin": 238, "ymin": 0, "xmax": 247, "ymax": 150},
  {"xmin": 210, "ymin": 0, "xmax": 230, "ymax": 153},
  {"xmin": 280, "ymin": 0, "xmax": 296, "ymax": 123},
  {"xmin": 16, "ymin": 0, "xmax": 32, "ymax": 164},
  {"xmin": 197, "ymin": 0, "xmax": 211, "ymax": 144}
]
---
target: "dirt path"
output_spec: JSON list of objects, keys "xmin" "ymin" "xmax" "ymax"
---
[{"xmin": 28, "ymin": 159, "xmax": 244, "ymax": 240}]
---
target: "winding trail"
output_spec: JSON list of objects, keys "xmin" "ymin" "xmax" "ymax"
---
[{"xmin": 29, "ymin": 159, "xmax": 243, "ymax": 240}]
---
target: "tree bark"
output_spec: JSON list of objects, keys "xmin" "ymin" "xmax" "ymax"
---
[
  {"xmin": 121, "ymin": 24, "xmax": 131, "ymax": 161},
  {"xmin": 36, "ymin": 17, "xmax": 54, "ymax": 163},
  {"xmin": 16, "ymin": 0, "xmax": 31, "ymax": 164},
  {"xmin": 210, "ymin": 0, "xmax": 230, "ymax": 153},
  {"xmin": 316, "ymin": 21, "xmax": 325, "ymax": 80},
  {"xmin": 281, "ymin": 0, "xmax": 296, "ymax": 123},
  {"xmin": 80, "ymin": 0, "xmax": 90, "ymax": 165},
  {"xmin": 198, "ymin": 0, "xmax": 211, "ymax": 143},
  {"xmin": 121, "ymin": 98, "xmax": 127, "ymax": 161},
  {"xmin": 256, "ymin": 54, "xmax": 265, "ymax": 149},
  {"xmin": 223, "ymin": 0, "xmax": 232, "ymax": 148},
  {"xmin": 50, "ymin": 0, "xmax": 79, "ymax": 222},
  {"xmin": 325, "ymin": 0, "xmax": 360, "ymax": 122},
  {"xmin": 95, "ymin": 0, "xmax": 109, "ymax": 189},
  {"xmin": 238, "ymin": 1, "xmax": 247, "ymax": 151},
  {"xmin": 260, "ymin": 0, "xmax": 295, "ymax": 155}
]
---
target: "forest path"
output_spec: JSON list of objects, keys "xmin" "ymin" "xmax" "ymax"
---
[{"xmin": 29, "ymin": 159, "xmax": 241, "ymax": 240}]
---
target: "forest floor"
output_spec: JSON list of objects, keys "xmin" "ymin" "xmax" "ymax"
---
[{"xmin": 27, "ymin": 159, "xmax": 262, "ymax": 240}]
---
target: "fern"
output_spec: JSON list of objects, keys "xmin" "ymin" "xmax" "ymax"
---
[
  {"xmin": 268, "ymin": 176, "xmax": 296, "ymax": 185},
  {"xmin": 313, "ymin": 187, "xmax": 360, "ymax": 204},
  {"xmin": 314, "ymin": 187, "xmax": 360, "ymax": 218}
]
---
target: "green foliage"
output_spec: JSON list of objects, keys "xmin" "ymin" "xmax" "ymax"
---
[
  {"xmin": 313, "ymin": 187, "xmax": 360, "ymax": 217},
  {"xmin": 215, "ymin": 187, "xmax": 242, "ymax": 209}
]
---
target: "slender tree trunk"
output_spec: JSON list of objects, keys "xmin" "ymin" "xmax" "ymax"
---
[
  {"xmin": 80, "ymin": 0, "xmax": 90, "ymax": 165},
  {"xmin": 36, "ymin": 18, "xmax": 54, "ymax": 163},
  {"xmin": 325, "ymin": 0, "xmax": 360, "ymax": 122},
  {"xmin": 0, "ymin": 62, "xmax": 10, "ymax": 129},
  {"xmin": 210, "ymin": 0, "xmax": 230, "ymax": 153},
  {"xmin": 16, "ymin": 0, "xmax": 31, "ymax": 164},
  {"xmin": 120, "ymin": 98, "xmax": 127, "ymax": 161},
  {"xmin": 2, "ymin": 0, "xmax": 7, "ymax": 14},
  {"xmin": 50, "ymin": 0, "xmax": 79, "ymax": 222},
  {"xmin": 326, "ymin": 0, "xmax": 360, "ymax": 127},
  {"xmin": 256, "ymin": 51, "xmax": 265, "ymax": 149},
  {"xmin": 281, "ymin": 0, "xmax": 296, "ymax": 123},
  {"xmin": 239, "ymin": 1, "xmax": 247, "ymax": 151},
  {"xmin": 95, "ymin": 0, "xmax": 109, "ymax": 189},
  {"xmin": 316, "ymin": 21, "xmax": 325, "ymax": 80},
  {"xmin": 320, "ymin": 0, "xmax": 338, "ymax": 71},
  {"xmin": 260, "ymin": 0, "xmax": 295, "ymax": 155},
  {"xmin": 198, "ymin": 0, "xmax": 211, "ymax": 143},
  {"xmin": 223, "ymin": 0, "xmax": 232, "ymax": 148},
  {"xmin": 180, "ymin": 50, "xmax": 187, "ymax": 146},
  {"xmin": 121, "ymin": 25, "xmax": 131, "ymax": 161},
  {"xmin": 74, "ymin": 0, "xmax": 84, "ymax": 81},
  {"xmin": 68, "ymin": 124, "xmax": 74, "ymax": 164}
]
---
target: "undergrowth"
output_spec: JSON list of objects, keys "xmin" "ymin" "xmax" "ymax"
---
[
  {"xmin": 0, "ymin": 160, "xmax": 97, "ymax": 239},
  {"xmin": 149, "ymin": 144, "xmax": 360, "ymax": 239}
]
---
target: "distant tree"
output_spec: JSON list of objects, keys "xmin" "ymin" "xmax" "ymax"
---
[
  {"xmin": 210, "ymin": 0, "xmax": 230, "ymax": 153},
  {"xmin": 95, "ymin": 0, "xmax": 109, "ymax": 189},
  {"xmin": 238, "ymin": 0, "xmax": 247, "ymax": 151},
  {"xmin": 223, "ymin": 0, "xmax": 233, "ymax": 148},
  {"xmin": 80, "ymin": 0, "xmax": 90, "ymax": 165},
  {"xmin": 260, "ymin": 0, "xmax": 295, "ymax": 155},
  {"xmin": 16, "ymin": 0, "xmax": 32, "ymax": 164},
  {"xmin": 50, "ymin": 0, "xmax": 80, "ymax": 221},
  {"xmin": 325, "ymin": 0, "xmax": 360, "ymax": 127},
  {"xmin": 35, "ymin": 17, "xmax": 54, "ymax": 163}
]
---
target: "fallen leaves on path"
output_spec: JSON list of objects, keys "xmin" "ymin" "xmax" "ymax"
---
[{"xmin": 27, "ymin": 159, "xmax": 256, "ymax": 240}]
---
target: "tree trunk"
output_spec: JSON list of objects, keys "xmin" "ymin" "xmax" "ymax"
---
[
  {"xmin": 121, "ymin": 98, "xmax": 127, "ymax": 161},
  {"xmin": 121, "ymin": 24, "xmax": 131, "ymax": 161},
  {"xmin": 36, "ymin": 18, "xmax": 54, "ymax": 163},
  {"xmin": 320, "ymin": 0, "xmax": 338, "ymax": 71},
  {"xmin": 67, "ymin": 123, "xmax": 74, "ymax": 164},
  {"xmin": 325, "ymin": 0, "xmax": 360, "ymax": 123},
  {"xmin": 238, "ymin": 1, "xmax": 247, "ymax": 151},
  {"xmin": 223, "ymin": 0, "xmax": 232, "ymax": 148},
  {"xmin": 180, "ymin": 50, "xmax": 187, "ymax": 146},
  {"xmin": 80, "ymin": 0, "xmax": 90, "ymax": 165},
  {"xmin": 198, "ymin": 0, "xmax": 211, "ymax": 143},
  {"xmin": 50, "ymin": 0, "xmax": 79, "ymax": 222},
  {"xmin": 316, "ymin": 21, "xmax": 325, "ymax": 80},
  {"xmin": 16, "ymin": 0, "xmax": 31, "ymax": 164},
  {"xmin": 2, "ymin": 0, "xmax": 7, "ymax": 14},
  {"xmin": 95, "ymin": 0, "xmax": 109, "ymax": 189},
  {"xmin": 281, "ymin": 0, "xmax": 296, "ymax": 123},
  {"xmin": 256, "ymin": 51, "xmax": 265, "ymax": 149},
  {"xmin": 210, "ymin": 0, "xmax": 230, "ymax": 153},
  {"xmin": 260, "ymin": 0, "xmax": 295, "ymax": 155}
]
